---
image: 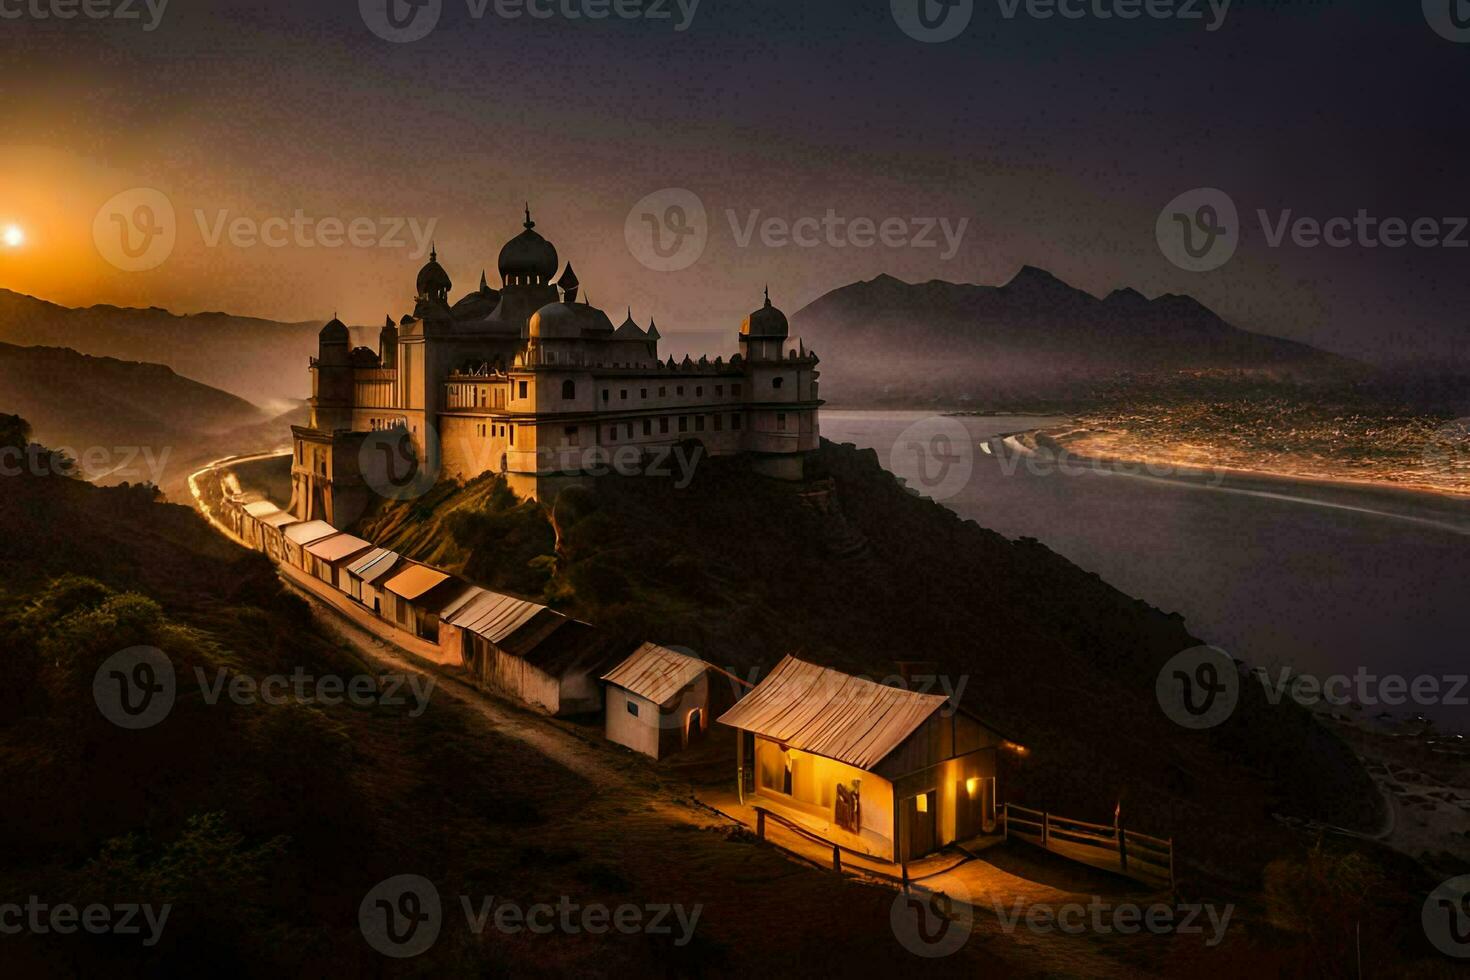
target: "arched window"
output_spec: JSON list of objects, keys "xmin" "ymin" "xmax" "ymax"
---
[
  {"xmin": 562, "ymin": 380, "xmax": 576, "ymax": 400},
  {"xmin": 772, "ymin": 376, "xmax": 785, "ymax": 389}
]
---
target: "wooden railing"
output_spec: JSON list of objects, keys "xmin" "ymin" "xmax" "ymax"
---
[{"xmin": 1003, "ymin": 804, "xmax": 1173, "ymax": 890}]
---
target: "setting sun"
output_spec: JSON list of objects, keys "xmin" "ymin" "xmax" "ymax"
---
[{"xmin": 2, "ymin": 224, "xmax": 23, "ymax": 248}]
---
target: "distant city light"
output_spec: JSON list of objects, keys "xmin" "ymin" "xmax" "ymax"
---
[{"xmin": 2, "ymin": 225, "xmax": 23, "ymax": 248}]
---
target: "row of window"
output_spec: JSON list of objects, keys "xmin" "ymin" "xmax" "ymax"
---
[
  {"xmin": 566, "ymin": 411, "xmax": 788, "ymax": 445},
  {"xmin": 594, "ymin": 381, "xmax": 750, "ymax": 403}
]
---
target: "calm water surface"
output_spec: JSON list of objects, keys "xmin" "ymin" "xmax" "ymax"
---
[{"xmin": 823, "ymin": 410, "xmax": 1470, "ymax": 728}]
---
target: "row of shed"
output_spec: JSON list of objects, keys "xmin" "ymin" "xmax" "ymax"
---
[
  {"xmin": 221, "ymin": 494, "xmax": 734, "ymax": 755},
  {"xmin": 219, "ymin": 493, "xmax": 1013, "ymax": 863}
]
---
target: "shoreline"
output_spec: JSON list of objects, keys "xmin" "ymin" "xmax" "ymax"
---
[{"xmin": 1019, "ymin": 426, "xmax": 1470, "ymax": 513}]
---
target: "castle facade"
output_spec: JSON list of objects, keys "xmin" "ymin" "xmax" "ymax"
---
[{"xmin": 290, "ymin": 210, "xmax": 822, "ymax": 522}]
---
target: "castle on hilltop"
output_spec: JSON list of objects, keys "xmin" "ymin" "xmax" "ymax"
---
[{"xmin": 289, "ymin": 209, "xmax": 822, "ymax": 523}]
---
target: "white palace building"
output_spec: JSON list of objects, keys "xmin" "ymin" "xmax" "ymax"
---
[{"xmin": 290, "ymin": 208, "xmax": 823, "ymax": 522}]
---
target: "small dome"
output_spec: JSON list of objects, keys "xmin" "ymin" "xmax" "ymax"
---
[
  {"xmin": 529, "ymin": 302, "xmax": 614, "ymax": 340},
  {"xmin": 498, "ymin": 208, "xmax": 559, "ymax": 284},
  {"xmin": 416, "ymin": 247, "xmax": 452, "ymax": 297},
  {"xmin": 740, "ymin": 288, "xmax": 789, "ymax": 339},
  {"xmin": 529, "ymin": 303, "xmax": 581, "ymax": 340},
  {"xmin": 319, "ymin": 317, "xmax": 349, "ymax": 343}
]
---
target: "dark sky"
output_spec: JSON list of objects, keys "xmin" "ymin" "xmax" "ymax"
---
[{"xmin": 0, "ymin": 0, "xmax": 1466, "ymax": 366}]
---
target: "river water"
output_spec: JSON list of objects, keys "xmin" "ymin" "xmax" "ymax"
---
[{"xmin": 822, "ymin": 410, "xmax": 1470, "ymax": 729}]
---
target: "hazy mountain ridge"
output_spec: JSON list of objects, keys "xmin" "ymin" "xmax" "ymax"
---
[
  {"xmin": 0, "ymin": 288, "xmax": 325, "ymax": 407},
  {"xmin": 0, "ymin": 342, "xmax": 302, "ymax": 492},
  {"xmin": 793, "ymin": 269, "xmax": 1362, "ymax": 407}
]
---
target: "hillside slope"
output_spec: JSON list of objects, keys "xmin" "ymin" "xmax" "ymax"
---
[
  {"xmin": 0, "ymin": 289, "xmax": 325, "ymax": 407},
  {"xmin": 792, "ymin": 270, "xmax": 1362, "ymax": 407},
  {"xmin": 351, "ymin": 442, "xmax": 1384, "ymax": 892},
  {"xmin": 0, "ymin": 342, "xmax": 304, "ymax": 496}
]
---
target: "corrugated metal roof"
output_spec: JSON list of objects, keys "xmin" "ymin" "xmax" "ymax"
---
[
  {"xmin": 345, "ymin": 548, "xmax": 401, "ymax": 584},
  {"xmin": 443, "ymin": 587, "xmax": 549, "ymax": 644},
  {"xmin": 259, "ymin": 513, "xmax": 298, "ymax": 529},
  {"xmin": 284, "ymin": 520, "xmax": 338, "ymax": 546},
  {"xmin": 243, "ymin": 500, "xmax": 281, "ymax": 518},
  {"xmin": 305, "ymin": 533, "xmax": 373, "ymax": 563},
  {"xmin": 601, "ymin": 643, "xmax": 708, "ymax": 707},
  {"xmin": 716, "ymin": 655, "xmax": 949, "ymax": 771},
  {"xmin": 383, "ymin": 563, "xmax": 451, "ymax": 602}
]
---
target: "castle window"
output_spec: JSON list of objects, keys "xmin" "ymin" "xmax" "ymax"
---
[
  {"xmin": 620, "ymin": 389, "xmax": 628, "ymax": 401},
  {"xmin": 777, "ymin": 413, "xmax": 787, "ymax": 431},
  {"xmin": 676, "ymin": 385, "xmax": 684, "ymax": 396},
  {"xmin": 659, "ymin": 417, "xmax": 670, "ymax": 434},
  {"xmin": 695, "ymin": 386, "xmax": 703, "ymax": 397},
  {"xmin": 678, "ymin": 416, "xmax": 688, "ymax": 433},
  {"xmin": 658, "ymin": 386, "xmax": 667, "ymax": 398},
  {"xmin": 602, "ymin": 389, "xmax": 609, "ymax": 403},
  {"xmin": 518, "ymin": 381, "xmax": 528, "ymax": 399},
  {"xmin": 642, "ymin": 419, "xmax": 652, "ymax": 436},
  {"xmin": 695, "ymin": 415, "xmax": 706, "ymax": 433},
  {"xmin": 625, "ymin": 423, "xmax": 633, "ymax": 439},
  {"xmin": 772, "ymin": 377, "xmax": 784, "ymax": 390},
  {"xmin": 733, "ymin": 383, "xmax": 742, "ymax": 397},
  {"xmin": 565, "ymin": 426, "xmax": 579, "ymax": 447},
  {"xmin": 626, "ymin": 700, "xmax": 639, "ymax": 717},
  {"xmin": 509, "ymin": 425, "xmax": 515, "ymax": 445},
  {"xmin": 640, "ymin": 388, "xmax": 647, "ymax": 399},
  {"xmin": 607, "ymin": 426, "xmax": 617, "ymax": 441},
  {"xmin": 713, "ymin": 415, "xmax": 723, "ymax": 432},
  {"xmin": 715, "ymin": 384, "xmax": 724, "ymax": 397},
  {"xmin": 562, "ymin": 380, "xmax": 576, "ymax": 400},
  {"xmin": 732, "ymin": 413, "xmax": 742, "ymax": 430}
]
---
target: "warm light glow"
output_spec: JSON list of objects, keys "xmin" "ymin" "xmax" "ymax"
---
[
  {"xmin": 914, "ymin": 794, "xmax": 928, "ymax": 813},
  {"xmin": 1002, "ymin": 740, "xmax": 1029, "ymax": 757},
  {"xmin": 2, "ymin": 224, "xmax": 23, "ymax": 248},
  {"xmin": 966, "ymin": 777, "xmax": 981, "ymax": 798}
]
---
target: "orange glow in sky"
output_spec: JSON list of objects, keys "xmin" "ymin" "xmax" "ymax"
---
[{"xmin": 2, "ymin": 225, "xmax": 22, "ymax": 248}]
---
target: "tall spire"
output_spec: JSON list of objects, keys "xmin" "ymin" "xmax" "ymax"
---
[
  {"xmin": 429, "ymin": 242, "xmax": 437, "ymax": 262},
  {"xmin": 764, "ymin": 284, "xmax": 771, "ymax": 306},
  {"xmin": 480, "ymin": 269, "xmax": 488, "ymax": 291},
  {"xmin": 524, "ymin": 203, "xmax": 534, "ymax": 230}
]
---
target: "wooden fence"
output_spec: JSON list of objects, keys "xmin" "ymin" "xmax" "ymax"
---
[{"xmin": 1003, "ymin": 804, "xmax": 1174, "ymax": 890}]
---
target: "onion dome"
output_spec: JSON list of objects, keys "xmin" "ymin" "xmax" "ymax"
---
[
  {"xmin": 740, "ymin": 286, "xmax": 789, "ymax": 339},
  {"xmin": 498, "ymin": 206, "xmax": 559, "ymax": 285},
  {"xmin": 319, "ymin": 316, "xmax": 349, "ymax": 343},
  {"xmin": 416, "ymin": 245, "xmax": 452, "ymax": 298}
]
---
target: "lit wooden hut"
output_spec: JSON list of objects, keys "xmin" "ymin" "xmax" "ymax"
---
[{"xmin": 717, "ymin": 655, "xmax": 1007, "ymax": 863}]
